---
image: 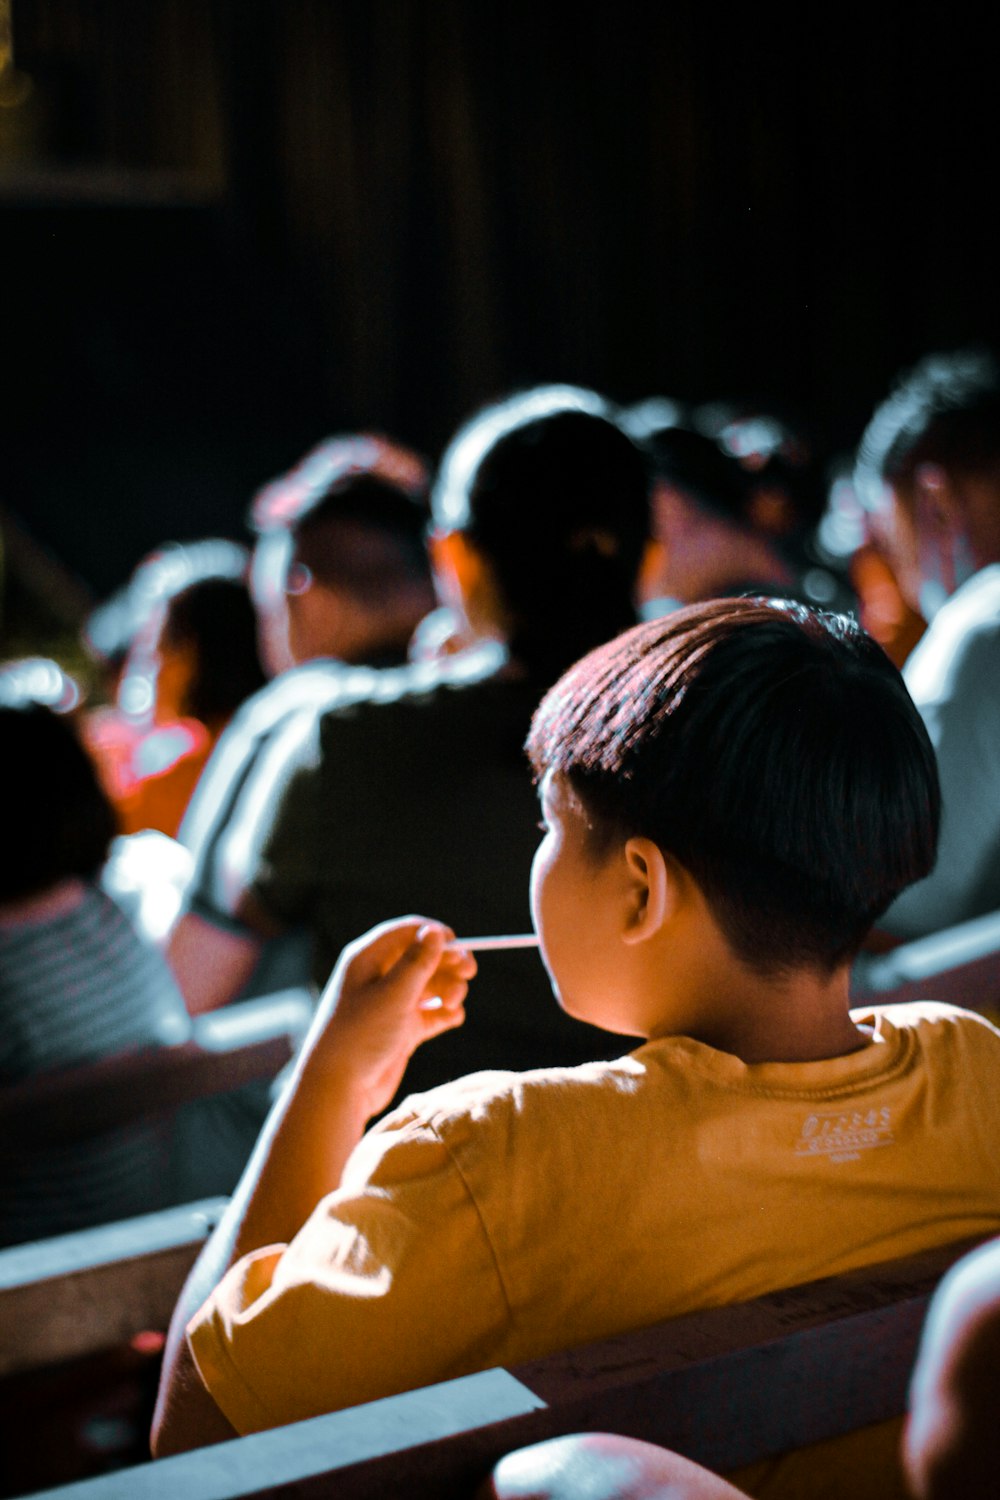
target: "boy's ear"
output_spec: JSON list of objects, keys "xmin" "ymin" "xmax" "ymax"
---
[{"xmin": 620, "ymin": 837, "xmax": 673, "ymax": 945}]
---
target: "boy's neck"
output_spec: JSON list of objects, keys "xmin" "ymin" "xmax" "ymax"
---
[{"xmin": 642, "ymin": 924, "xmax": 867, "ymax": 1065}]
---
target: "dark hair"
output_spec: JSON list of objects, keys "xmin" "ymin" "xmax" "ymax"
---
[
  {"xmin": 294, "ymin": 474, "xmax": 433, "ymax": 606},
  {"xmin": 250, "ymin": 434, "xmax": 432, "ymax": 607},
  {"xmin": 526, "ymin": 597, "xmax": 940, "ymax": 974},
  {"xmin": 642, "ymin": 424, "xmax": 751, "ymax": 522},
  {"xmin": 85, "ymin": 538, "xmax": 250, "ymax": 672},
  {"xmin": 855, "ymin": 348, "xmax": 1000, "ymax": 508},
  {"xmin": 0, "ymin": 700, "xmax": 118, "ymax": 903},
  {"xmin": 433, "ymin": 386, "xmax": 651, "ymax": 685},
  {"xmin": 161, "ymin": 575, "xmax": 267, "ymax": 724},
  {"xmin": 643, "ymin": 414, "xmax": 825, "ymax": 541}
]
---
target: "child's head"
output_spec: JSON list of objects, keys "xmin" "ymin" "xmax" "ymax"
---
[
  {"xmin": 526, "ymin": 597, "xmax": 939, "ymax": 978},
  {"xmin": 431, "ymin": 384, "xmax": 651, "ymax": 685}
]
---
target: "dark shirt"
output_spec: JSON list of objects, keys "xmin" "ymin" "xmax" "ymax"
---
[{"xmin": 196, "ymin": 644, "xmax": 631, "ymax": 1103}]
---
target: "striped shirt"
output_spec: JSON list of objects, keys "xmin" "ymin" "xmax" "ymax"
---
[{"xmin": 0, "ymin": 884, "xmax": 191, "ymax": 1246}]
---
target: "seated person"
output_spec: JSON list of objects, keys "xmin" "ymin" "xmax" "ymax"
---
[
  {"xmin": 481, "ymin": 1433, "xmax": 749, "ymax": 1500},
  {"xmin": 167, "ymin": 387, "xmax": 653, "ymax": 1100},
  {"xmin": 85, "ymin": 540, "xmax": 266, "ymax": 838},
  {"xmin": 152, "ymin": 598, "xmax": 1000, "ymax": 1500},
  {"xmin": 0, "ymin": 682, "xmax": 192, "ymax": 1246},
  {"xmin": 625, "ymin": 411, "xmax": 834, "ymax": 616},
  {"xmin": 904, "ymin": 1235, "xmax": 1000, "ymax": 1498},
  {"xmin": 176, "ymin": 432, "xmax": 437, "ymax": 1003},
  {"xmin": 161, "ymin": 437, "xmax": 437, "ymax": 1191},
  {"xmin": 855, "ymin": 348, "xmax": 1000, "ymax": 939}
]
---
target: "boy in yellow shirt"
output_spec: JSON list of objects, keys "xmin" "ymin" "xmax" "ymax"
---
[{"xmin": 153, "ymin": 597, "xmax": 1000, "ymax": 1496}]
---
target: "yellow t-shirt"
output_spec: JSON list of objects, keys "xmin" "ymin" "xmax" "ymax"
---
[{"xmin": 188, "ymin": 1003, "xmax": 1000, "ymax": 1479}]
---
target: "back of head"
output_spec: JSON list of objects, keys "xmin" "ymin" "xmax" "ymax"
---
[
  {"xmin": 855, "ymin": 347, "xmax": 1000, "ymax": 509},
  {"xmin": 0, "ymin": 688, "xmax": 116, "ymax": 904},
  {"xmin": 252, "ymin": 433, "xmax": 432, "ymax": 602},
  {"xmin": 641, "ymin": 423, "xmax": 751, "ymax": 524},
  {"xmin": 160, "ymin": 571, "xmax": 266, "ymax": 725},
  {"xmin": 433, "ymin": 385, "xmax": 651, "ymax": 685},
  {"xmin": 114, "ymin": 539, "xmax": 252, "ymax": 721},
  {"xmin": 250, "ymin": 433, "xmax": 434, "ymax": 667},
  {"xmin": 528, "ymin": 598, "xmax": 939, "ymax": 974}
]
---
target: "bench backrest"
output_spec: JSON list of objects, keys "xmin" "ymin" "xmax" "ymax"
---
[
  {"xmin": 0, "ymin": 988, "xmax": 311, "ymax": 1153},
  {"xmin": 7, "ymin": 1230, "xmax": 982, "ymax": 1499},
  {"xmin": 0, "ymin": 1197, "xmax": 226, "ymax": 1375}
]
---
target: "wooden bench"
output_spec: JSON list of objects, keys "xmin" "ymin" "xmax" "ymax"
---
[
  {"xmin": 1, "ymin": 1223, "xmax": 983, "ymax": 1499},
  {"xmin": 0, "ymin": 988, "xmax": 312, "ymax": 1154},
  {"xmin": 0, "ymin": 1198, "xmax": 227, "ymax": 1378},
  {"xmin": 851, "ymin": 908, "xmax": 1000, "ymax": 1013}
]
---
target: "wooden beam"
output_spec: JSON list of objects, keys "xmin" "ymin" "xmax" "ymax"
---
[
  {"xmin": 0, "ymin": 1199, "xmax": 226, "ymax": 1375},
  {"xmin": 25, "ymin": 1236, "xmax": 983, "ymax": 1499},
  {"xmin": 0, "ymin": 989, "xmax": 311, "ymax": 1151}
]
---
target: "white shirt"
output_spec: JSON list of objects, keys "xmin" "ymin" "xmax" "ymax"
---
[{"xmin": 882, "ymin": 565, "xmax": 1000, "ymax": 937}]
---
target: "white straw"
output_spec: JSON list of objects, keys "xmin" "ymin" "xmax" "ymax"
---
[{"xmin": 456, "ymin": 934, "xmax": 540, "ymax": 951}]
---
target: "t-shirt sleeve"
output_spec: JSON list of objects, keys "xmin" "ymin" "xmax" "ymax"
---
[
  {"xmin": 184, "ymin": 709, "xmax": 325, "ymax": 934},
  {"xmin": 882, "ymin": 623, "xmax": 1000, "ymax": 938},
  {"xmin": 185, "ymin": 1113, "xmax": 511, "ymax": 1434},
  {"xmin": 244, "ymin": 712, "xmax": 330, "ymax": 929}
]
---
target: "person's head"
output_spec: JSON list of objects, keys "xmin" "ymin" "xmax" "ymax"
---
[
  {"xmin": 109, "ymin": 539, "xmax": 251, "ymax": 723},
  {"xmin": 431, "ymin": 385, "xmax": 652, "ymax": 685},
  {"xmin": 633, "ymin": 413, "xmax": 822, "ymax": 607},
  {"xmin": 152, "ymin": 571, "xmax": 266, "ymax": 728},
  {"xmin": 0, "ymin": 692, "xmax": 117, "ymax": 905},
  {"xmin": 904, "ymin": 1236, "xmax": 1000, "ymax": 1499},
  {"xmin": 525, "ymin": 598, "xmax": 939, "ymax": 1031},
  {"xmin": 249, "ymin": 434, "xmax": 434, "ymax": 669},
  {"xmin": 855, "ymin": 348, "xmax": 1000, "ymax": 618}
]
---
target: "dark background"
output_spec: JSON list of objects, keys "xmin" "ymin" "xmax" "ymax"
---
[{"xmin": 1, "ymin": 1, "xmax": 997, "ymax": 617}]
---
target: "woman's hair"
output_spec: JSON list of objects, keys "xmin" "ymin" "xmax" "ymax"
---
[
  {"xmin": 160, "ymin": 573, "xmax": 267, "ymax": 724},
  {"xmin": 0, "ymin": 698, "xmax": 118, "ymax": 903},
  {"xmin": 432, "ymin": 385, "xmax": 651, "ymax": 684},
  {"xmin": 527, "ymin": 597, "xmax": 940, "ymax": 974}
]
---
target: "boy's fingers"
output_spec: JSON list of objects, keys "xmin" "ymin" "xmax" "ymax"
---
[
  {"xmin": 341, "ymin": 916, "xmax": 447, "ymax": 982},
  {"xmin": 440, "ymin": 946, "xmax": 477, "ymax": 980},
  {"xmin": 339, "ymin": 918, "xmax": 420, "ymax": 978},
  {"xmin": 425, "ymin": 975, "xmax": 470, "ymax": 1008},
  {"xmin": 385, "ymin": 923, "xmax": 449, "ymax": 986},
  {"xmin": 420, "ymin": 1002, "xmax": 466, "ymax": 1039}
]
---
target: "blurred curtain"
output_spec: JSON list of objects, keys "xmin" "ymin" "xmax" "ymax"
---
[{"xmin": 8, "ymin": 0, "xmax": 998, "ymax": 456}]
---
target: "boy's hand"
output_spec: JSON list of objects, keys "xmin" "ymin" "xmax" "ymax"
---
[{"xmin": 306, "ymin": 917, "xmax": 477, "ymax": 1119}]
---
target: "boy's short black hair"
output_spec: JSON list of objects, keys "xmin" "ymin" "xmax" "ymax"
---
[{"xmin": 526, "ymin": 597, "xmax": 940, "ymax": 974}]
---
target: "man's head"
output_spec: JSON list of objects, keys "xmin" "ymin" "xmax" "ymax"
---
[
  {"xmin": 249, "ymin": 434, "xmax": 434, "ymax": 670},
  {"xmin": 855, "ymin": 349, "xmax": 1000, "ymax": 618},
  {"xmin": 527, "ymin": 598, "xmax": 939, "ymax": 979}
]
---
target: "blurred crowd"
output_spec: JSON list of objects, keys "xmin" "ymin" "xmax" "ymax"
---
[{"xmin": 3, "ymin": 349, "xmax": 1000, "ymax": 1497}]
